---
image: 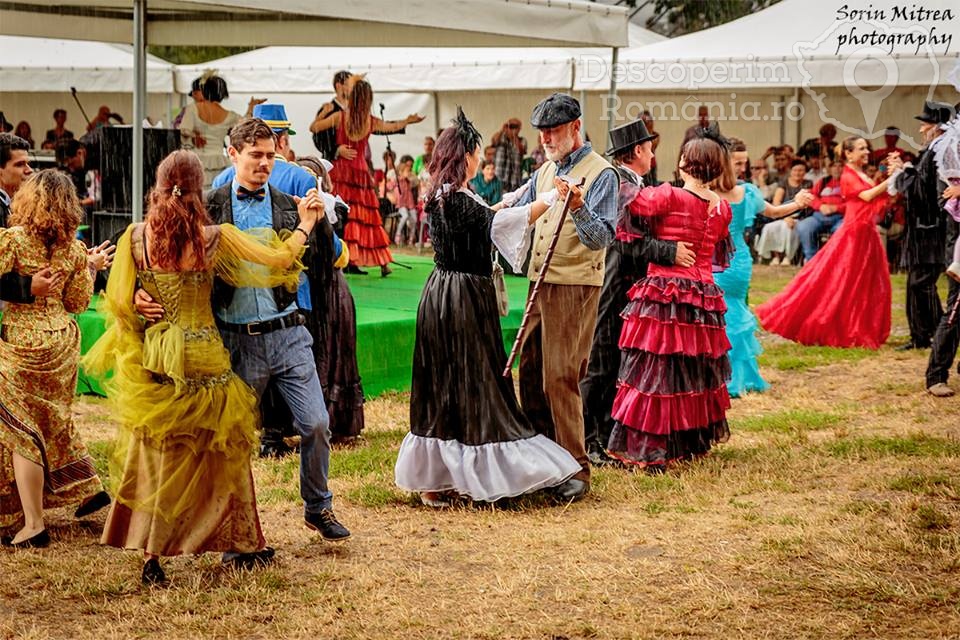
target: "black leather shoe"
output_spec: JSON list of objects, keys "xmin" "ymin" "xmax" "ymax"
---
[
  {"xmin": 344, "ymin": 265, "xmax": 368, "ymax": 275},
  {"xmin": 259, "ymin": 441, "xmax": 293, "ymax": 459},
  {"xmin": 305, "ymin": 509, "xmax": 351, "ymax": 541},
  {"xmin": 554, "ymin": 478, "xmax": 590, "ymax": 502},
  {"xmin": 224, "ymin": 546, "xmax": 276, "ymax": 570},
  {"xmin": 586, "ymin": 443, "xmax": 616, "ymax": 468},
  {"xmin": 1, "ymin": 529, "xmax": 50, "ymax": 549},
  {"xmin": 895, "ymin": 342, "xmax": 918, "ymax": 351},
  {"xmin": 75, "ymin": 491, "xmax": 111, "ymax": 518},
  {"xmin": 142, "ymin": 558, "xmax": 167, "ymax": 585}
]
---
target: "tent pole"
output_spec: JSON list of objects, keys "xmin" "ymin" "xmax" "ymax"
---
[
  {"xmin": 793, "ymin": 86, "xmax": 802, "ymax": 151},
  {"xmin": 433, "ymin": 91, "xmax": 440, "ymax": 136},
  {"xmin": 607, "ymin": 47, "xmax": 619, "ymax": 135},
  {"xmin": 778, "ymin": 94, "xmax": 786, "ymax": 147},
  {"xmin": 132, "ymin": 0, "xmax": 146, "ymax": 223}
]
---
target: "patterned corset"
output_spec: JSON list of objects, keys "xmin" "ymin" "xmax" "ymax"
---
[{"xmin": 138, "ymin": 269, "xmax": 233, "ymax": 390}]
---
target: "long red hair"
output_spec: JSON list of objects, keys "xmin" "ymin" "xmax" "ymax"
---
[{"xmin": 146, "ymin": 150, "xmax": 211, "ymax": 269}]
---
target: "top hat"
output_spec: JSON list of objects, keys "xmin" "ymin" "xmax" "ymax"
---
[
  {"xmin": 606, "ymin": 119, "xmax": 658, "ymax": 156},
  {"xmin": 914, "ymin": 100, "xmax": 955, "ymax": 125},
  {"xmin": 530, "ymin": 93, "xmax": 581, "ymax": 129},
  {"xmin": 253, "ymin": 103, "xmax": 296, "ymax": 135}
]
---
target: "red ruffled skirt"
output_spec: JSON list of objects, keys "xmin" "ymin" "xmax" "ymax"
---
[
  {"xmin": 332, "ymin": 162, "xmax": 392, "ymax": 268},
  {"xmin": 608, "ymin": 276, "xmax": 731, "ymax": 467}
]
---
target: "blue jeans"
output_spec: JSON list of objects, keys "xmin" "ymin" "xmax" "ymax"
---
[
  {"xmin": 797, "ymin": 212, "xmax": 844, "ymax": 261},
  {"xmin": 221, "ymin": 323, "xmax": 333, "ymax": 515}
]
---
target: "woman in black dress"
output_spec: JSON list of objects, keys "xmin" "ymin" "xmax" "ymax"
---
[{"xmin": 394, "ymin": 110, "xmax": 580, "ymax": 506}]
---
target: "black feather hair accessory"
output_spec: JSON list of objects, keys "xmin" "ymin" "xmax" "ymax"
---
[
  {"xmin": 454, "ymin": 106, "xmax": 483, "ymax": 151},
  {"xmin": 694, "ymin": 122, "xmax": 731, "ymax": 149}
]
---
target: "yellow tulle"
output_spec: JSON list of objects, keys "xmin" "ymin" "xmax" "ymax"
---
[{"xmin": 83, "ymin": 223, "xmax": 306, "ymax": 525}]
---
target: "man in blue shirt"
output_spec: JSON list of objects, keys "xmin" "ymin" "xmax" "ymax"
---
[{"xmin": 137, "ymin": 118, "xmax": 350, "ymax": 548}]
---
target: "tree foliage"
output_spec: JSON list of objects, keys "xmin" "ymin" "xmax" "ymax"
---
[
  {"xmin": 646, "ymin": 0, "xmax": 783, "ymax": 36},
  {"xmin": 147, "ymin": 45, "xmax": 255, "ymax": 65}
]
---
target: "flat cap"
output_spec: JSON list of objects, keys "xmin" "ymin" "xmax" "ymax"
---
[{"xmin": 530, "ymin": 93, "xmax": 581, "ymax": 129}]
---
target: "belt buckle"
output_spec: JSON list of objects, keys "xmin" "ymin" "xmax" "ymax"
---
[{"xmin": 245, "ymin": 323, "xmax": 263, "ymax": 336}]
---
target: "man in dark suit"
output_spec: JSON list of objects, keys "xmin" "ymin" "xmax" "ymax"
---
[
  {"xmin": 311, "ymin": 70, "xmax": 352, "ymax": 161},
  {"xmin": 0, "ymin": 133, "xmax": 59, "ymax": 302},
  {"xmin": 580, "ymin": 119, "xmax": 695, "ymax": 467},
  {"xmin": 137, "ymin": 119, "xmax": 350, "ymax": 548}
]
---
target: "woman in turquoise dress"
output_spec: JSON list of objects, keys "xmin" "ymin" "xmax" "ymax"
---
[{"xmin": 714, "ymin": 138, "xmax": 812, "ymax": 397}]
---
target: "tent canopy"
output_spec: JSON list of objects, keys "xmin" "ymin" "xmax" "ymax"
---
[
  {"xmin": 0, "ymin": 35, "xmax": 174, "ymax": 92},
  {"xmin": 176, "ymin": 25, "xmax": 663, "ymax": 94},
  {"xmin": 575, "ymin": 0, "xmax": 960, "ymax": 90},
  {"xmin": 0, "ymin": 0, "xmax": 630, "ymax": 48}
]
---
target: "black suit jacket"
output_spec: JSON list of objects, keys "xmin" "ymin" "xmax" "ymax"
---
[
  {"xmin": 895, "ymin": 145, "xmax": 949, "ymax": 267},
  {"xmin": 615, "ymin": 166, "xmax": 677, "ymax": 267},
  {"xmin": 0, "ymin": 197, "xmax": 35, "ymax": 304},
  {"xmin": 205, "ymin": 184, "xmax": 334, "ymax": 337}
]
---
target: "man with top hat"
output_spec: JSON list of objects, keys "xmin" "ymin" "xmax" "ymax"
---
[
  {"xmin": 504, "ymin": 93, "xmax": 618, "ymax": 502},
  {"xmin": 892, "ymin": 101, "xmax": 955, "ymax": 362},
  {"xmin": 580, "ymin": 119, "xmax": 695, "ymax": 467},
  {"xmin": 892, "ymin": 101, "xmax": 960, "ymax": 394}
]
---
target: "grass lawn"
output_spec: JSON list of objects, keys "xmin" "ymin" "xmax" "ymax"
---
[{"xmin": 3, "ymin": 265, "xmax": 960, "ymax": 639}]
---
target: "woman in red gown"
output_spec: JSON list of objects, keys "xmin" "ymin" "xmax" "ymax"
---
[
  {"xmin": 608, "ymin": 137, "xmax": 734, "ymax": 472},
  {"xmin": 756, "ymin": 137, "xmax": 903, "ymax": 349},
  {"xmin": 310, "ymin": 79, "xmax": 424, "ymax": 276}
]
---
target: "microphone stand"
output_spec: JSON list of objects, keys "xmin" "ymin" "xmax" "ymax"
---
[
  {"xmin": 70, "ymin": 87, "xmax": 93, "ymax": 127},
  {"xmin": 379, "ymin": 101, "xmax": 412, "ymax": 270}
]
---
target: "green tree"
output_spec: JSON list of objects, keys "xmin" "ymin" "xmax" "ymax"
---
[
  {"xmin": 646, "ymin": 0, "xmax": 783, "ymax": 36},
  {"xmin": 148, "ymin": 45, "xmax": 255, "ymax": 65}
]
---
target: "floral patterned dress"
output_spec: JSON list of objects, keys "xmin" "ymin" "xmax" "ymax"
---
[{"xmin": 0, "ymin": 227, "xmax": 104, "ymax": 534}]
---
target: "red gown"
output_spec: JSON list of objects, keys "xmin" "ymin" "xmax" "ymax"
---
[
  {"xmin": 756, "ymin": 166, "xmax": 891, "ymax": 349},
  {"xmin": 331, "ymin": 115, "xmax": 393, "ymax": 268},
  {"xmin": 608, "ymin": 184, "xmax": 734, "ymax": 468}
]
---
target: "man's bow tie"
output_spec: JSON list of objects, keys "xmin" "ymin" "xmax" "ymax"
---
[{"xmin": 237, "ymin": 186, "xmax": 266, "ymax": 201}]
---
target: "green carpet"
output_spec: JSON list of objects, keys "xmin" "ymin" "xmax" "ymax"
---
[{"xmin": 74, "ymin": 256, "xmax": 532, "ymax": 398}]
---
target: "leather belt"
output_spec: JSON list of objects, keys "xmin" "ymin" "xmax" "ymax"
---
[{"xmin": 216, "ymin": 312, "xmax": 305, "ymax": 336}]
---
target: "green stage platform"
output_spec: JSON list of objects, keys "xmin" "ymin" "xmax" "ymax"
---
[{"xmin": 75, "ymin": 255, "xmax": 532, "ymax": 398}]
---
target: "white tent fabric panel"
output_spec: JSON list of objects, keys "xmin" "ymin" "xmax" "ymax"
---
[
  {"xmin": 0, "ymin": 36, "xmax": 174, "ymax": 92},
  {"xmin": 175, "ymin": 25, "xmax": 664, "ymax": 94},
  {"xmin": 0, "ymin": 0, "xmax": 629, "ymax": 48},
  {"xmin": 575, "ymin": 0, "xmax": 960, "ymax": 90}
]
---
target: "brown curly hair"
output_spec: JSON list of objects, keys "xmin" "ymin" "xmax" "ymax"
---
[
  {"xmin": 146, "ymin": 150, "xmax": 211, "ymax": 269},
  {"xmin": 9, "ymin": 170, "xmax": 83, "ymax": 256}
]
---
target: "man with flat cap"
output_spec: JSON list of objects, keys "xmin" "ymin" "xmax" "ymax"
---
[
  {"xmin": 505, "ymin": 93, "xmax": 617, "ymax": 501},
  {"xmin": 580, "ymin": 119, "xmax": 695, "ymax": 467}
]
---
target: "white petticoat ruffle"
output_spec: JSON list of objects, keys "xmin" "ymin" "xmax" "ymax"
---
[{"xmin": 394, "ymin": 432, "xmax": 580, "ymax": 502}]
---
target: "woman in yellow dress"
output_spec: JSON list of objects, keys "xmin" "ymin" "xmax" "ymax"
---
[
  {"xmin": 0, "ymin": 170, "xmax": 109, "ymax": 548},
  {"xmin": 84, "ymin": 150, "xmax": 322, "ymax": 584}
]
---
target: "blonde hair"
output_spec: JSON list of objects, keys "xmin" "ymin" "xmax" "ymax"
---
[{"xmin": 9, "ymin": 170, "xmax": 83, "ymax": 255}]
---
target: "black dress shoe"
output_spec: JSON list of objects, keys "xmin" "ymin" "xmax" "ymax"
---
[
  {"xmin": 895, "ymin": 342, "xmax": 918, "ymax": 351},
  {"xmin": 75, "ymin": 491, "xmax": 111, "ymax": 518},
  {"xmin": 224, "ymin": 546, "xmax": 276, "ymax": 570},
  {"xmin": 344, "ymin": 265, "xmax": 368, "ymax": 275},
  {"xmin": 142, "ymin": 558, "xmax": 167, "ymax": 585},
  {"xmin": 305, "ymin": 509, "xmax": 351, "ymax": 541},
  {"xmin": 554, "ymin": 478, "xmax": 590, "ymax": 502},
  {"xmin": 259, "ymin": 441, "xmax": 293, "ymax": 459},
  {"xmin": 586, "ymin": 443, "xmax": 616, "ymax": 468},
  {"xmin": 1, "ymin": 529, "xmax": 50, "ymax": 549}
]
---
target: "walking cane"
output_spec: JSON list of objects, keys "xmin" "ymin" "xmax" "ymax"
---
[
  {"xmin": 502, "ymin": 177, "xmax": 586, "ymax": 377},
  {"xmin": 948, "ymin": 289, "xmax": 960, "ymax": 326}
]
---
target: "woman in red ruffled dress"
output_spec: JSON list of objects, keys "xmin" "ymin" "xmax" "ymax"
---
[
  {"xmin": 756, "ymin": 136, "xmax": 903, "ymax": 349},
  {"xmin": 608, "ymin": 137, "xmax": 734, "ymax": 473},
  {"xmin": 310, "ymin": 78, "xmax": 424, "ymax": 276}
]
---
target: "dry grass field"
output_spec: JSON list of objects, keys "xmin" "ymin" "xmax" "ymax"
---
[{"xmin": 2, "ymin": 265, "xmax": 960, "ymax": 640}]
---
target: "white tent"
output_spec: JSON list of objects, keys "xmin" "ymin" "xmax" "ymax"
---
[
  {"xmin": 174, "ymin": 24, "xmax": 663, "ymax": 94},
  {"xmin": 573, "ymin": 0, "xmax": 960, "ymax": 173},
  {"xmin": 0, "ymin": 36, "xmax": 174, "ymax": 93},
  {"xmin": 575, "ymin": 0, "xmax": 959, "ymax": 91},
  {"xmin": 0, "ymin": 0, "xmax": 630, "ymax": 219},
  {"xmin": 0, "ymin": 0, "xmax": 629, "ymax": 48}
]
